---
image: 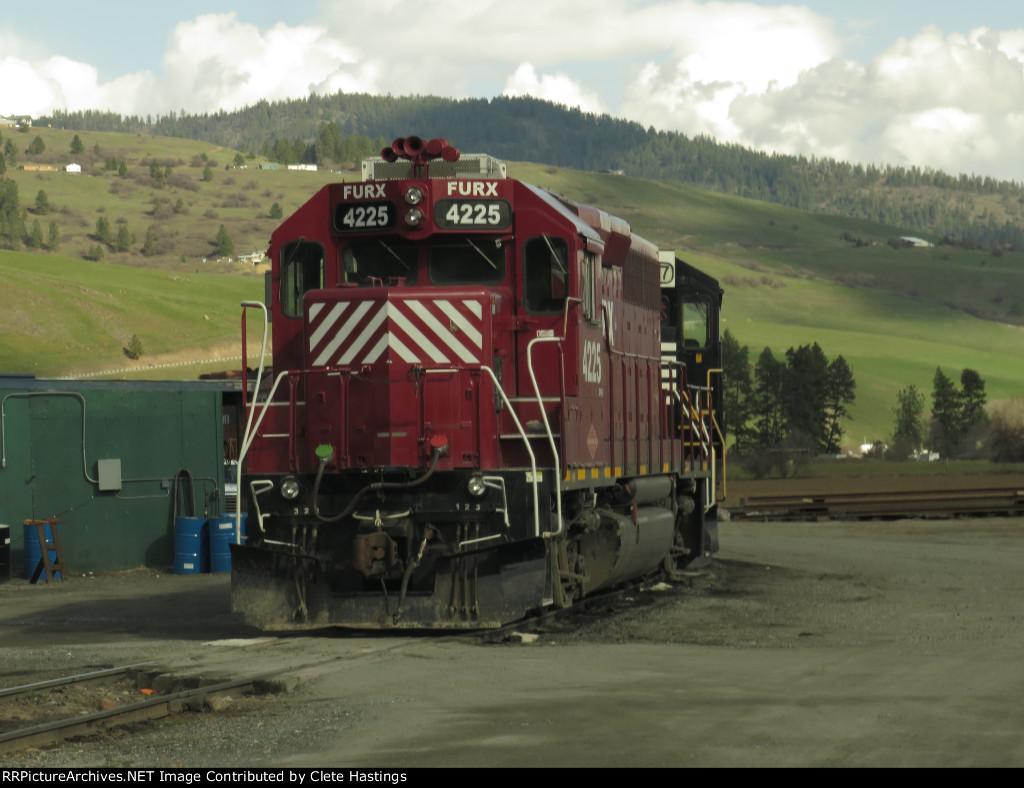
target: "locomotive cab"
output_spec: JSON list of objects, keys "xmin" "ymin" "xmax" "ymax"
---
[{"xmin": 231, "ymin": 136, "xmax": 723, "ymax": 629}]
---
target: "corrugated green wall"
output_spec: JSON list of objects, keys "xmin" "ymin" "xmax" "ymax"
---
[{"xmin": 1, "ymin": 378, "xmax": 235, "ymax": 574}]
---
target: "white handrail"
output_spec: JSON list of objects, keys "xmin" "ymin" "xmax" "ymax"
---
[
  {"xmin": 236, "ymin": 300, "xmax": 270, "ymax": 545},
  {"xmin": 527, "ymin": 336, "xmax": 565, "ymax": 538},
  {"xmin": 480, "ymin": 365, "xmax": 541, "ymax": 537}
]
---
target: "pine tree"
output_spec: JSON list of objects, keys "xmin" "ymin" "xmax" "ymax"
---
[
  {"xmin": 114, "ymin": 224, "xmax": 133, "ymax": 252},
  {"xmin": 0, "ymin": 179, "xmax": 25, "ymax": 246},
  {"xmin": 95, "ymin": 216, "xmax": 112, "ymax": 245},
  {"xmin": 930, "ymin": 368, "xmax": 961, "ymax": 457},
  {"xmin": 216, "ymin": 225, "xmax": 234, "ymax": 257},
  {"xmin": 721, "ymin": 329, "xmax": 754, "ymax": 452},
  {"xmin": 782, "ymin": 342, "xmax": 830, "ymax": 450},
  {"xmin": 822, "ymin": 355, "xmax": 856, "ymax": 453},
  {"xmin": 752, "ymin": 347, "xmax": 786, "ymax": 448},
  {"xmin": 891, "ymin": 385, "xmax": 925, "ymax": 459},
  {"xmin": 959, "ymin": 369, "xmax": 987, "ymax": 428},
  {"xmin": 27, "ymin": 219, "xmax": 43, "ymax": 248},
  {"xmin": 70, "ymin": 134, "xmax": 85, "ymax": 155}
]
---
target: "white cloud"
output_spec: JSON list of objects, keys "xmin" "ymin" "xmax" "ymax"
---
[
  {"xmin": 721, "ymin": 25, "xmax": 1024, "ymax": 179},
  {"xmin": 502, "ymin": 64, "xmax": 607, "ymax": 114},
  {"xmin": 621, "ymin": 2, "xmax": 838, "ymax": 140},
  {"xmin": 4, "ymin": 3, "xmax": 1024, "ymax": 180},
  {"xmin": 157, "ymin": 14, "xmax": 373, "ymax": 113}
]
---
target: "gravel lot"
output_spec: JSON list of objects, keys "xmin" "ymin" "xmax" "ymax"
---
[{"xmin": 3, "ymin": 515, "xmax": 1024, "ymax": 767}]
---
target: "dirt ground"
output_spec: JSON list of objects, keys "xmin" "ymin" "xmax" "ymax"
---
[{"xmin": 3, "ymin": 514, "xmax": 1024, "ymax": 767}]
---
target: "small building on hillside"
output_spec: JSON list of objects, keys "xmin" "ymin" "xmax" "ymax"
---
[
  {"xmin": 65, "ymin": 163, "xmax": 82, "ymax": 174},
  {"xmin": 238, "ymin": 251, "xmax": 266, "ymax": 265}
]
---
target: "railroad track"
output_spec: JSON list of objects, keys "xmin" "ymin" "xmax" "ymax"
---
[
  {"xmin": 0, "ymin": 668, "xmax": 276, "ymax": 756},
  {"xmin": 0, "ymin": 576, "xmax": 682, "ymax": 757},
  {"xmin": 730, "ymin": 486, "xmax": 1024, "ymax": 521},
  {"xmin": 0, "ymin": 642, "xmax": 302, "ymax": 757}
]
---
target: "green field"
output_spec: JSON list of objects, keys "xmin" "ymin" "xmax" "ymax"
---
[
  {"xmin": 0, "ymin": 251, "xmax": 264, "ymax": 375},
  {"xmin": 2, "ymin": 131, "xmax": 1023, "ymax": 450}
]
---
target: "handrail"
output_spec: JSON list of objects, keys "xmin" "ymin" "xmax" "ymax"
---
[
  {"xmin": 480, "ymin": 365, "xmax": 541, "ymax": 537},
  {"xmin": 527, "ymin": 336, "xmax": 565, "ymax": 538},
  {"xmin": 237, "ymin": 300, "xmax": 271, "ymax": 544},
  {"xmin": 705, "ymin": 367, "xmax": 725, "ymax": 503}
]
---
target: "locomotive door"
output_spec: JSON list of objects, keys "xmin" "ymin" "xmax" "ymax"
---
[
  {"xmin": 674, "ymin": 257, "xmax": 725, "ymax": 457},
  {"xmin": 514, "ymin": 235, "xmax": 573, "ymax": 472}
]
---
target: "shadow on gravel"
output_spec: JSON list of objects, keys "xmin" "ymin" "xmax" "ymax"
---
[{"xmin": 0, "ymin": 581, "xmax": 261, "ymax": 645}]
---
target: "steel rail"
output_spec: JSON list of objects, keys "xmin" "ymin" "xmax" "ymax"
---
[{"xmin": 731, "ymin": 486, "xmax": 1024, "ymax": 521}]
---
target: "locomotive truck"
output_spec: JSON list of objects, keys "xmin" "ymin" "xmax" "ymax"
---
[{"xmin": 230, "ymin": 136, "xmax": 723, "ymax": 628}]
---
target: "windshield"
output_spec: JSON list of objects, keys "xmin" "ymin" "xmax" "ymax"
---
[
  {"xmin": 342, "ymin": 240, "xmax": 417, "ymax": 285},
  {"xmin": 428, "ymin": 239, "xmax": 505, "ymax": 285}
]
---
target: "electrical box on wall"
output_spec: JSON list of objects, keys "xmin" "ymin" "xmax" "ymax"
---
[{"xmin": 97, "ymin": 459, "xmax": 122, "ymax": 491}]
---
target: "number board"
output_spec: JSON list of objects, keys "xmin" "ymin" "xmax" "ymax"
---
[
  {"xmin": 434, "ymin": 200, "xmax": 512, "ymax": 230},
  {"xmin": 334, "ymin": 201, "xmax": 396, "ymax": 232}
]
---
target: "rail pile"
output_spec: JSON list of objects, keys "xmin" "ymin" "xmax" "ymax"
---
[{"xmin": 730, "ymin": 486, "xmax": 1024, "ymax": 521}]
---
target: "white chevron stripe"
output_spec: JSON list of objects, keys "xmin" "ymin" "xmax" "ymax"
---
[
  {"xmin": 307, "ymin": 297, "xmax": 486, "ymax": 367},
  {"xmin": 407, "ymin": 300, "xmax": 477, "ymax": 363},
  {"xmin": 388, "ymin": 332, "xmax": 420, "ymax": 364},
  {"xmin": 313, "ymin": 301, "xmax": 374, "ymax": 366},
  {"xmin": 339, "ymin": 304, "xmax": 388, "ymax": 365},
  {"xmin": 435, "ymin": 299, "xmax": 483, "ymax": 349},
  {"xmin": 309, "ymin": 302, "xmax": 347, "ymax": 349},
  {"xmin": 390, "ymin": 305, "xmax": 449, "ymax": 363},
  {"xmin": 359, "ymin": 332, "xmax": 389, "ymax": 364}
]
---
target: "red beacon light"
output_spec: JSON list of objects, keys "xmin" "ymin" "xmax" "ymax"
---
[{"xmin": 380, "ymin": 136, "xmax": 460, "ymax": 176}]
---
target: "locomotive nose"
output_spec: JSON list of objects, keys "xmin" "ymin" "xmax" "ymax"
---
[{"xmin": 304, "ymin": 290, "xmax": 491, "ymax": 470}]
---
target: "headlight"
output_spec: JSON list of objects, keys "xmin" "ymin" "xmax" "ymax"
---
[
  {"xmin": 467, "ymin": 475, "xmax": 488, "ymax": 497},
  {"xmin": 405, "ymin": 207, "xmax": 424, "ymax": 226},
  {"xmin": 404, "ymin": 186, "xmax": 423, "ymax": 205},
  {"xmin": 280, "ymin": 476, "xmax": 301, "ymax": 500}
]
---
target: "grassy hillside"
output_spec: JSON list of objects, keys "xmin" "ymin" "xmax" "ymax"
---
[
  {"xmin": 3, "ymin": 130, "xmax": 1024, "ymax": 449},
  {"xmin": 0, "ymin": 251, "xmax": 263, "ymax": 376},
  {"xmin": 3, "ymin": 126, "xmax": 347, "ymax": 266}
]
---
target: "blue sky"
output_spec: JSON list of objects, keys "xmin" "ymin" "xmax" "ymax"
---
[{"xmin": 3, "ymin": 1, "xmax": 1024, "ymax": 180}]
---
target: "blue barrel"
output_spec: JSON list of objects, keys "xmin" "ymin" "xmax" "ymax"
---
[
  {"xmin": 24, "ymin": 522, "xmax": 61, "ymax": 580},
  {"xmin": 174, "ymin": 516, "xmax": 208, "ymax": 574},
  {"xmin": 1, "ymin": 524, "xmax": 10, "ymax": 584},
  {"xmin": 208, "ymin": 514, "xmax": 246, "ymax": 573}
]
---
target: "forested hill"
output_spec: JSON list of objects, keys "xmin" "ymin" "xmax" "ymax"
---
[{"xmin": 42, "ymin": 93, "xmax": 1024, "ymax": 248}]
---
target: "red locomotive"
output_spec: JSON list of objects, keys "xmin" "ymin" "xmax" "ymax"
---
[{"xmin": 230, "ymin": 136, "xmax": 723, "ymax": 628}]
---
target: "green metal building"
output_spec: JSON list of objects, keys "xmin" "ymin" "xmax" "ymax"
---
[{"xmin": 0, "ymin": 375, "xmax": 242, "ymax": 575}]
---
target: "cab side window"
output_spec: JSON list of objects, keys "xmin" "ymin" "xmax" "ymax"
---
[
  {"xmin": 523, "ymin": 236, "xmax": 568, "ymax": 314},
  {"xmin": 683, "ymin": 297, "xmax": 711, "ymax": 348},
  {"xmin": 280, "ymin": 241, "xmax": 325, "ymax": 318}
]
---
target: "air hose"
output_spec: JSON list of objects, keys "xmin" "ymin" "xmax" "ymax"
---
[{"xmin": 312, "ymin": 444, "xmax": 446, "ymax": 524}]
